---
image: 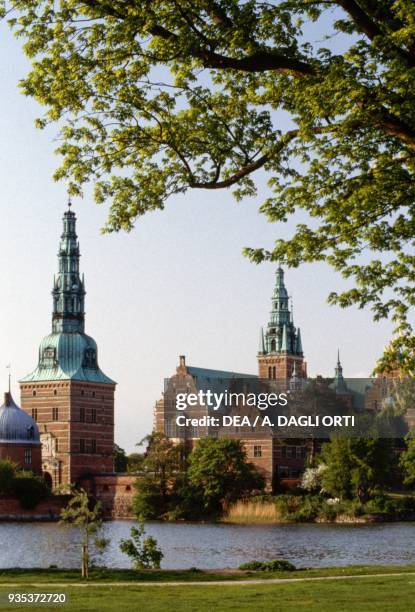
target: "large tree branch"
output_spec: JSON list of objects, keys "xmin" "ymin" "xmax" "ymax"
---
[
  {"xmin": 336, "ymin": 0, "xmax": 415, "ymax": 66},
  {"xmin": 188, "ymin": 129, "xmax": 302, "ymax": 189},
  {"xmin": 148, "ymin": 23, "xmax": 314, "ymax": 75}
]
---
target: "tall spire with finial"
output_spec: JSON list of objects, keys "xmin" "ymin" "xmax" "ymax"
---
[
  {"xmin": 333, "ymin": 349, "xmax": 348, "ymax": 392},
  {"xmin": 51, "ymin": 202, "xmax": 86, "ymax": 334},
  {"xmin": 259, "ymin": 267, "xmax": 303, "ymax": 356}
]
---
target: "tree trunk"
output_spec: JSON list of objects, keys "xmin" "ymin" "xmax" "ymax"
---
[{"xmin": 82, "ymin": 544, "xmax": 89, "ymax": 579}]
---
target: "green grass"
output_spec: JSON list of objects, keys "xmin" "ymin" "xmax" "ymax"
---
[
  {"xmin": 1, "ymin": 573, "xmax": 415, "ymax": 611},
  {"xmin": 0, "ymin": 565, "xmax": 414, "ymax": 583}
]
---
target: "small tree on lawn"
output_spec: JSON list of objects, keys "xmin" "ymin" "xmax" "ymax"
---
[
  {"xmin": 119, "ymin": 522, "xmax": 163, "ymax": 570},
  {"xmin": 60, "ymin": 489, "xmax": 109, "ymax": 578}
]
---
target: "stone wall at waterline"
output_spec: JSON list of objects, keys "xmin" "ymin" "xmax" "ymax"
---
[{"xmin": 0, "ymin": 495, "xmax": 68, "ymax": 521}]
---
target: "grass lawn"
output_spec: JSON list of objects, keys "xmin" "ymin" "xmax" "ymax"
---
[{"xmin": 0, "ymin": 566, "xmax": 414, "ymax": 611}]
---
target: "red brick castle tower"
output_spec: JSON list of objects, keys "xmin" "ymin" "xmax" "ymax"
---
[
  {"xmin": 19, "ymin": 203, "xmax": 116, "ymax": 489},
  {"xmin": 257, "ymin": 267, "xmax": 307, "ymax": 380}
]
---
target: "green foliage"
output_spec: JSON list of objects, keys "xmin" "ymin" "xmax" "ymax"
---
[
  {"xmin": 320, "ymin": 437, "xmax": 395, "ymax": 502},
  {"xmin": 5, "ymin": 0, "xmax": 415, "ymax": 370},
  {"xmin": 133, "ymin": 433, "xmax": 264, "ymax": 520},
  {"xmin": 239, "ymin": 559, "xmax": 296, "ymax": 572},
  {"xmin": 0, "ymin": 460, "xmax": 48, "ymax": 508},
  {"xmin": 113, "ymin": 444, "xmax": 128, "ymax": 473},
  {"xmin": 186, "ymin": 438, "xmax": 265, "ymax": 517},
  {"xmin": 12, "ymin": 471, "xmax": 48, "ymax": 509},
  {"xmin": 127, "ymin": 452, "xmax": 144, "ymax": 473},
  {"xmin": 133, "ymin": 432, "xmax": 184, "ymax": 520},
  {"xmin": 0, "ymin": 459, "xmax": 17, "ymax": 496},
  {"xmin": 60, "ymin": 489, "xmax": 109, "ymax": 578},
  {"xmin": 400, "ymin": 429, "xmax": 415, "ymax": 485},
  {"xmin": 119, "ymin": 522, "xmax": 163, "ymax": 570}
]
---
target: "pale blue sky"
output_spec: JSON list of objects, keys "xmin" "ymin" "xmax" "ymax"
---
[{"xmin": 0, "ymin": 20, "xmax": 393, "ymax": 452}]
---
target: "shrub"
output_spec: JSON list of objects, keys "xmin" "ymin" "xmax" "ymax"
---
[
  {"xmin": 239, "ymin": 559, "xmax": 296, "ymax": 572},
  {"xmin": 0, "ymin": 460, "xmax": 17, "ymax": 495},
  {"xmin": 120, "ymin": 523, "xmax": 163, "ymax": 570},
  {"xmin": 12, "ymin": 472, "xmax": 49, "ymax": 509}
]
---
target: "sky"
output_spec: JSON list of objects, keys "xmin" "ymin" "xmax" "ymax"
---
[{"xmin": 0, "ymin": 19, "xmax": 394, "ymax": 453}]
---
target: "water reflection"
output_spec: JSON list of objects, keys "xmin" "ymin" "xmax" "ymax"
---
[{"xmin": 0, "ymin": 522, "xmax": 414, "ymax": 569}]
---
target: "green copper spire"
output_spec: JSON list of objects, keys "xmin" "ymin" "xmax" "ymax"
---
[
  {"xmin": 20, "ymin": 203, "xmax": 115, "ymax": 385},
  {"xmin": 52, "ymin": 202, "xmax": 85, "ymax": 334},
  {"xmin": 258, "ymin": 327, "xmax": 265, "ymax": 354},
  {"xmin": 259, "ymin": 267, "xmax": 304, "ymax": 357},
  {"xmin": 333, "ymin": 349, "xmax": 348, "ymax": 393}
]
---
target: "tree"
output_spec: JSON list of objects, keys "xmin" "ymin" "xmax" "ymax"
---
[
  {"xmin": 127, "ymin": 452, "xmax": 144, "ymax": 473},
  {"xmin": 113, "ymin": 444, "xmax": 128, "ymax": 473},
  {"xmin": 399, "ymin": 430, "xmax": 415, "ymax": 486},
  {"xmin": 0, "ymin": 459, "xmax": 17, "ymax": 496},
  {"xmin": 186, "ymin": 438, "xmax": 265, "ymax": 516},
  {"xmin": 133, "ymin": 432, "xmax": 184, "ymax": 520},
  {"xmin": 4, "ymin": 1, "xmax": 415, "ymax": 370},
  {"xmin": 12, "ymin": 471, "xmax": 49, "ymax": 510},
  {"xmin": 60, "ymin": 489, "xmax": 109, "ymax": 578},
  {"xmin": 320, "ymin": 437, "xmax": 394, "ymax": 502},
  {"xmin": 119, "ymin": 522, "xmax": 163, "ymax": 570},
  {"xmin": 0, "ymin": 460, "xmax": 49, "ymax": 508}
]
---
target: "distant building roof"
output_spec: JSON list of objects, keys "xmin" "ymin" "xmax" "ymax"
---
[
  {"xmin": 20, "ymin": 332, "xmax": 115, "ymax": 384},
  {"xmin": 0, "ymin": 392, "xmax": 40, "ymax": 444}
]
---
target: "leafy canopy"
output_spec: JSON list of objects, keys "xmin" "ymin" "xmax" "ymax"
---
[
  {"xmin": 186, "ymin": 437, "xmax": 265, "ymax": 515},
  {"xmin": 4, "ymin": 1, "xmax": 415, "ymax": 369},
  {"xmin": 320, "ymin": 436, "xmax": 395, "ymax": 502}
]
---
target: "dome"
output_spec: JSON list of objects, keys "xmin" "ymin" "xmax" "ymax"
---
[
  {"xmin": 0, "ymin": 392, "xmax": 40, "ymax": 444},
  {"xmin": 20, "ymin": 332, "xmax": 115, "ymax": 384}
]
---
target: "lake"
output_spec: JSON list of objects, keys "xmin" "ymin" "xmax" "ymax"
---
[{"xmin": 1, "ymin": 521, "xmax": 415, "ymax": 570}]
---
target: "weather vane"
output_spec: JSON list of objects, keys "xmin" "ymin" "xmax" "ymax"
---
[{"xmin": 6, "ymin": 364, "xmax": 11, "ymax": 393}]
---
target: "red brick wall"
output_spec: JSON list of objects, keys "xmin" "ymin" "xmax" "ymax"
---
[
  {"xmin": 258, "ymin": 355, "xmax": 307, "ymax": 380},
  {"xmin": 0, "ymin": 443, "xmax": 42, "ymax": 474},
  {"xmin": 80, "ymin": 474, "xmax": 136, "ymax": 519},
  {"xmin": 0, "ymin": 496, "xmax": 67, "ymax": 520},
  {"xmin": 20, "ymin": 380, "xmax": 115, "ymax": 487}
]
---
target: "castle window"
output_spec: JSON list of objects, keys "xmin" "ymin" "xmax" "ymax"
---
[
  {"xmin": 91, "ymin": 439, "xmax": 97, "ymax": 454},
  {"xmin": 92, "ymin": 391, "xmax": 95, "ymax": 398},
  {"xmin": 91, "ymin": 408, "xmax": 97, "ymax": 423},
  {"xmin": 42, "ymin": 347, "xmax": 56, "ymax": 368},
  {"xmin": 54, "ymin": 389, "xmax": 57, "ymax": 396},
  {"xmin": 79, "ymin": 439, "xmax": 85, "ymax": 453},
  {"xmin": 55, "ymin": 439, "xmax": 59, "ymax": 452},
  {"xmin": 33, "ymin": 391, "xmax": 36, "ymax": 397},
  {"xmin": 272, "ymin": 366, "xmax": 276, "ymax": 379},
  {"xmin": 83, "ymin": 348, "xmax": 97, "ymax": 369},
  {"xmin": 81, "ymin": 390, "xmax": 85, "ymax": 396},
  {"xmin": 31, "ymin": 408, "xmax": 38, "ymax": 420},
  {"xmin": 80, "ymin": 407, "xmax": 85, "ymax": 422},
  {"xmin": 24, "ymin": 449, "xmax": 32, "ymax": 464},
  {"xmin": 254, "ymin": 445, "xmax": 262, "ymax": 458},
  {"xmin": 125, "ymin": 485, "xmax": 131, "ymax": 492},
  {"xmin": 52, "ymin": 407, "xmax": 59, "ymax": 421},
  {"xmin": 268, "ymin": 367, "xmax": 272, "ymax": 378},
  {"xmin": 27, "ymin": 426, "xmax": 35, "ymax": 440}
]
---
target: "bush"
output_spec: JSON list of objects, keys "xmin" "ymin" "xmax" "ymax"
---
[
  {"xmin": 239, "ymin": 559, "xmax": 296, "ymax": 572},
  {"xmin": 11, "ymin": 472, "xmax": 49, "ymax": 509},
  {"xmin": 0, "ymin": 460, "xmax": 17, "ymax": 496},
  {"xmin": 120, "ymin": 523, "xmax": 163, "ymax": 569}
]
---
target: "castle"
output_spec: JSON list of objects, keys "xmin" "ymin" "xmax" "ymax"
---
[
  {"xmin": 154, "ymin": 267, "xmax": 384, "ymax": 489},
  {"xmin": 0, "ymin": 204, "xmax": 134, "ymax": 518},
  {"xmin": 0, "ymin": 203, "xmax": 396, "ymax": 508}
]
